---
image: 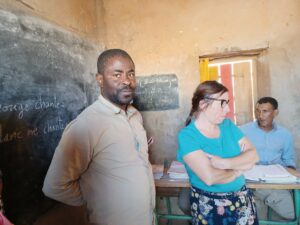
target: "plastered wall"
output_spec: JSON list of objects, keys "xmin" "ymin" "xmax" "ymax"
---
[
  {"xmin": 102, "ymin": 0, "xmax": 300, "ymax": 166},
  {"xmin": 0, "ymin": 0, "xmax": 105, "ymax": 44},
  {"xmin": 1, "ymin": 1, "xmax": 300, "ymax": 224},
  {"xmin": 1, "ymin": 0, "xmax": 300, "ymax": 164}
]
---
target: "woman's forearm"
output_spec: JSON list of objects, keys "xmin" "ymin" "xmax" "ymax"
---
[
  {"xmin": 210, "ymin": 148, "xmax": 259, "ymax": 171},
  {"xmin": 225, "ymin": 149, "xmax": 259, "ymax": 170},
  {"xmin": 204, "ymin": 168, "xmax": 238, "ymax": 185},
  {"xmin": 184, "ymin": 150, "xmax": 243, "ymax": 186}
]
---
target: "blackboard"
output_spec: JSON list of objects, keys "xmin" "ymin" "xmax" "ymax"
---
[
  {"xmin": 0, "ymin": 10, "xmax": 99, "ymax": 225},
  {"xmin": 133, "ymin": 74, "xmax": 179, "ymax": 111}
]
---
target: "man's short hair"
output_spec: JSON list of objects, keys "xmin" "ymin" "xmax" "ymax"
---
[
  {"xmin": 257, "ymin": 97, "xmax": 278, "ymax": 110},
  {"xmin": 97, "ymin": 49, "xmax": 134, "ymax": 74}
]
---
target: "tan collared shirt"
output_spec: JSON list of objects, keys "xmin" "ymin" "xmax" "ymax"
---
[{"xmin": 43, "ymin": 95, "xmax": 155, "ymax": 225}]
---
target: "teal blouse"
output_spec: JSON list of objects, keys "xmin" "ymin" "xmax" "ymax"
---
[{"xmin": 177, "ymin": 118, "xmax": 245, "ymax": 192}]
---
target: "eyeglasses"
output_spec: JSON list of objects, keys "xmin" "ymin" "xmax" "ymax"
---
[{"xmin": 204, "ymin": 97, "xmax": 230, "ymax": 108}]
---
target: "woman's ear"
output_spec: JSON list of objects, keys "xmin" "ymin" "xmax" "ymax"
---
[{"xmin": 199, "ymin": 99, "xmax": 208, "ymax": 111}]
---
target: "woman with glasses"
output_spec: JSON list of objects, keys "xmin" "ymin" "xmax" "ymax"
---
[{"xmin": 177, "ymin": 80, "xmax": 259, "ymax": 225}]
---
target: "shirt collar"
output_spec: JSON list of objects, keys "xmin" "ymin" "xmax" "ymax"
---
[
  {"xmin": 98, "ymin": 95, "xmax": 137, "ymax": 117},
  {"xmin": 255, "ymin": 120, "xmax": 278, "ymax": 131}
]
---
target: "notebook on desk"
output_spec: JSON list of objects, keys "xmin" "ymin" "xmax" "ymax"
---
[
  {"xmin": 244, "ymin": 164, "xmax": 298, "ymax": 183},
  {"xmin": 167, "ymin": 161, "xmax": 189, "ymax": 179},
  {"xmin": 151, "ymin": 164, "xmax": 164, "ymax": 180}
]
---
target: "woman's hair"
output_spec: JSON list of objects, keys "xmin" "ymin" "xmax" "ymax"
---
[{"xmin": 185, "ymin": 80, "xmax": 228, "ymax": 126}]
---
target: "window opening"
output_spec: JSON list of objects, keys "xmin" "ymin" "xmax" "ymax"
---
[{"xmin": 200, "ymin": 55, "xmax": 262, "ymax": 125}]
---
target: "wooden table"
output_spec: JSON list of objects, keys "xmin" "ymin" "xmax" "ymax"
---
[{"xmin": 155, "ymin": 168, "xmax": 300, "ymax": 225}]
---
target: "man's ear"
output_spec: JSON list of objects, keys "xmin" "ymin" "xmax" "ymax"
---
[
  {"xmin": 274, "ymin": 109, "xmax": 279, "ymax": 117},
  {"xmin": 96, "ymin": 73, "xmax": 103, "ymax": 87}
]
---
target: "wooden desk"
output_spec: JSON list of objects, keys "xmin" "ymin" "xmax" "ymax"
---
[{"xmin": 155, "ymin": 168, "xmax": 300, "ymax": 225}]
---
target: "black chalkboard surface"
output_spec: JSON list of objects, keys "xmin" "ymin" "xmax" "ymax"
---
[
  {"xmin": 0, "ymin": 10, "xmax": 98, "ymax": 225},
  {"xmin": 133, "ymin": 74, "xmax": 179, "ymax": 111}
]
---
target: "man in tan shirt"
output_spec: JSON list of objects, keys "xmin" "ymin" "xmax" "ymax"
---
[{"xmin": 42, "ymin": 49, "xmax": 155, "ymax": 225}]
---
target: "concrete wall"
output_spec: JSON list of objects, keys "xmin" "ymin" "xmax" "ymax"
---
[
  {"xmin": 2, "ymin": 0, "xmax": 298, "ymax": 165},
  {"xmin": 102, "ymin": 0, "xmax": 300, "ymax": 166},
  {"xmin": 0, "ymin": 0, "xmax": 104, "ymax": 44},
  {"xmin": 1, "ymin": 0, "xmax": 300, "ymax": 224}
]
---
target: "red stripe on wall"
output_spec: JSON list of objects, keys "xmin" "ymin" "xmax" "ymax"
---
[{"xmin": 220, "ymin": 64, "xmax": 234, "ymax": 121}]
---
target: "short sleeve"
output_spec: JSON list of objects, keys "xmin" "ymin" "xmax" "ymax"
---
[
  {"xmin": 227, "ymin": 119, "xmax": 244, "ymax": 141},
  {"xmin": 177, "ymin": 129, "xmax": 201, "ymax": 162}
]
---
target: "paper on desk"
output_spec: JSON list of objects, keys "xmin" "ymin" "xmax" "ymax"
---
[
  {"xmin": 151, "ymin": 164, "xmax": 164, "ymax": 180},
  {"xmin": 167, "ymin": 161, "xmax": 189, "ymax": 179},
  {"xmin": 244, "ymin": 164, "xmax": 297, "ymax": 183}
]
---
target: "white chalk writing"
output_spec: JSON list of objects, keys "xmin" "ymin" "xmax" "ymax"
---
[
  {"xmin": 0, "ymin": 124, "xmax": 39, "ymax": 143},
  {"xmin": 43, "ymin": 117, "xmax": 66, "ymax": 134},
  {"xmin": 0, "ymin": 103, "xmax": 30, "ymax": 119},
  {"xmin": 35, "ymin": 95, "xmax": 64, "ymax": 110},
  {"xmin": 0, "ymin": 95, "xmax": 65, "ymax": 119}
]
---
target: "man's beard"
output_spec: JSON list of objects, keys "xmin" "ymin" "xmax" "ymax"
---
[{"xmin": 112, "ymin": 87, "xmax": 135, "ymax": 105}]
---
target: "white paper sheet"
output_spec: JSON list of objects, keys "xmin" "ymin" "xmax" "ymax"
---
[{"xmin": 244, "ymin": 164, "xmax": 297, "ymax": 183}]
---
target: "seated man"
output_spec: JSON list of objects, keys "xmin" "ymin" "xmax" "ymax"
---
[{"xmin": 240, "ymin": 96, "xmax": 296, "ymax": 220}]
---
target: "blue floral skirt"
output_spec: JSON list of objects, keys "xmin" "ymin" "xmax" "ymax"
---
[{"xmin": 190, "ymin": 185, "xmax": 258, "ymax": 225}]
